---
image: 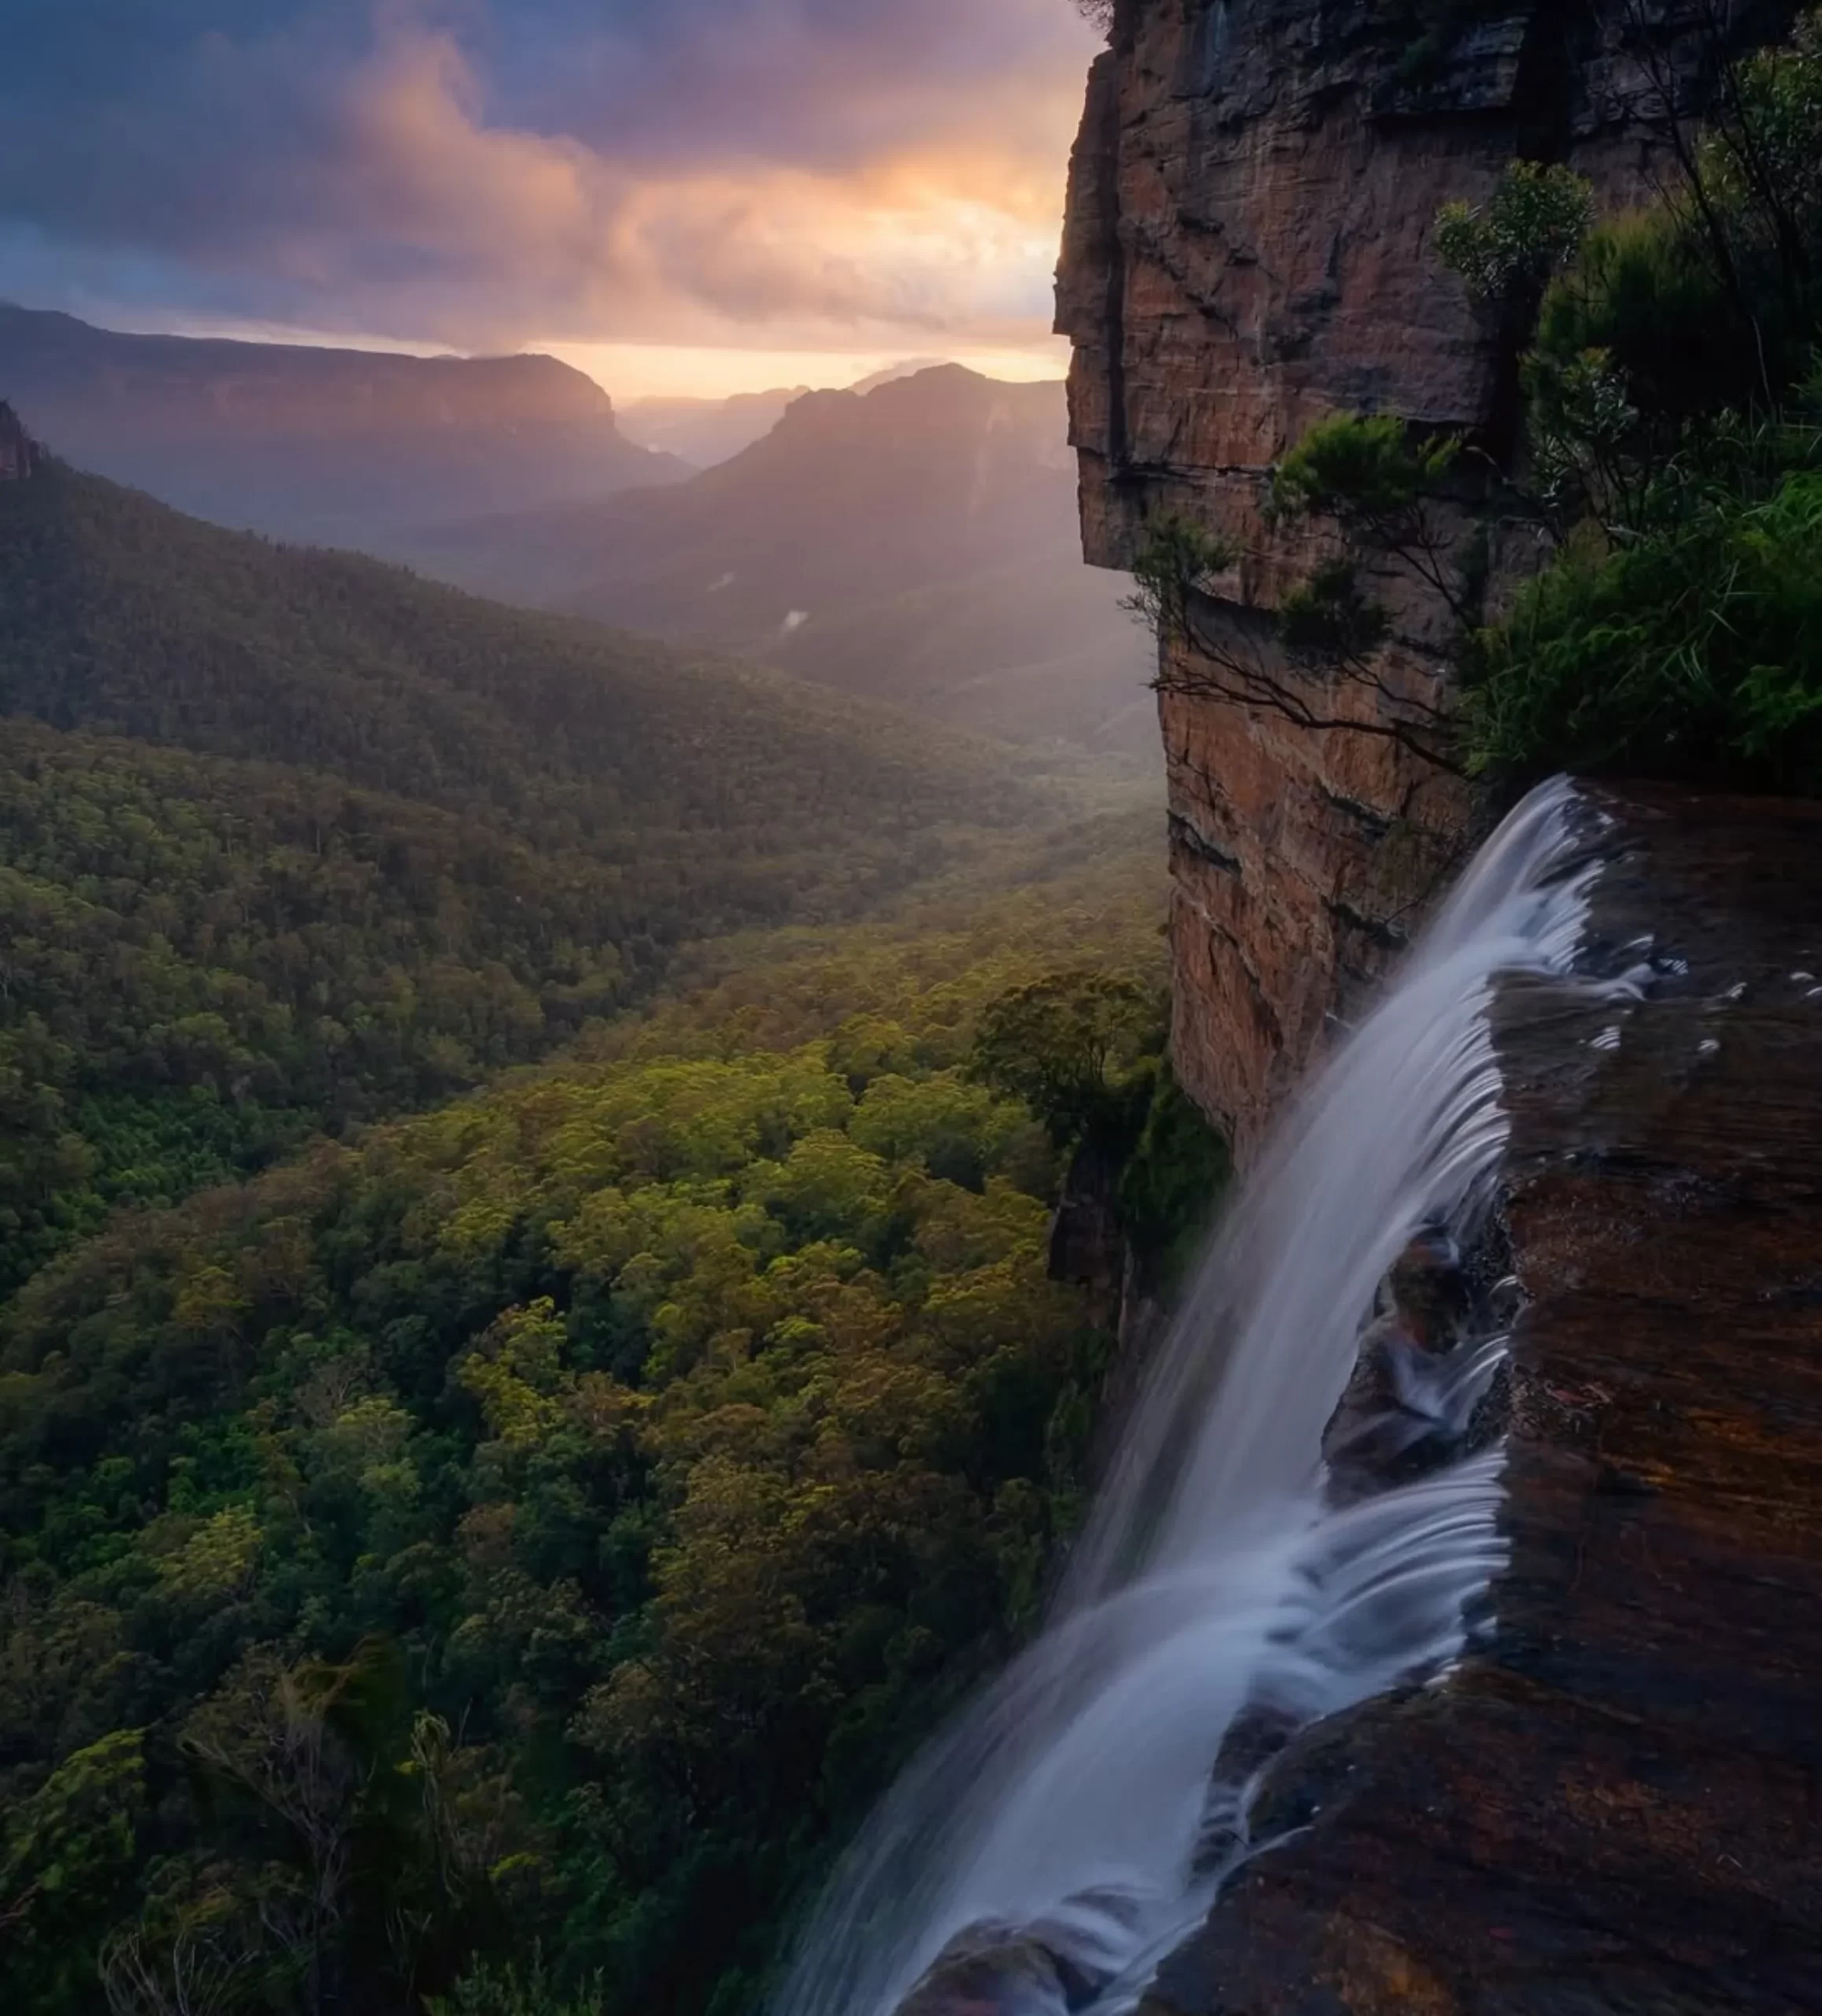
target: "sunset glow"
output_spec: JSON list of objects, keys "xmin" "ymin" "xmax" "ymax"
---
[{"xmin": 0, "ymin": 0, "xmax": 1101, "ymax": 399}]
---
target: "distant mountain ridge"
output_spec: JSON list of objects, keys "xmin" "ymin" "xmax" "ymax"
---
[
  {"xmin": 619, "ymin": 385, "xmax": 810, "ymax": 467},
  {"xmin": 405, "ymin": 365, "xmax": 1076, "ymax": 618},
  {"xmin": 401, "ymin": 363, "xmax": 1157, "ymax": 754},
  {"xmin": 0, "ymin": 302, "xmax": 687, "ymax": 545}
]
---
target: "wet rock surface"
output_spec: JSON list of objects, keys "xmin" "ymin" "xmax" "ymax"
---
[{"xmin": 1139, "ymin": 788, "xmax": 1822, "ymax": 2014}]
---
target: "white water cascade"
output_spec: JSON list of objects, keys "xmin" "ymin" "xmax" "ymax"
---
[{"xmin": 770, "ymin": 779, "xmax": 1612, "ymax": 2016}]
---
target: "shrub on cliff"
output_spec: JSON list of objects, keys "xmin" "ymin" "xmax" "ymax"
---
[
  {"xmin": 1116, "ymin": 1065, "xmax": 1231, "ymax": 1292},
  {"xmin": 1429, "ymin": 9, "xmax": 1822, "ymax": 800},
  {"xmin": 1435, "ymin": 161, "xmax": 1594, "ymax": 316},
  {"xmin": 1121, "ymin": 513, "xmax": 1235, "ymax": 648},
  {"xmin": 1465, "ymin": 468, "xmax": 1822, "ymax": 791}
]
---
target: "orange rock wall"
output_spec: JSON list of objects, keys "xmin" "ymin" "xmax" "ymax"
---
[{"xmin": 1056, "ymin": 0, "xmax": 1791, "ymax": 1154}]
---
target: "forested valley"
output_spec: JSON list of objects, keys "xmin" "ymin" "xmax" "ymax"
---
[
  {"xmin": 0, "ymin": 438, "xmax": 1214, "ymax": 2016},
  {"xmin": 0, "ymin": 455, "xmax": 1097, "ymax": 1295}
]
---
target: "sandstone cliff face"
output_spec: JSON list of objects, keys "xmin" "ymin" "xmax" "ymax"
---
[{"xmin": 1056, "ymin": 0, "xmax": 1790, "ymax": 1154}]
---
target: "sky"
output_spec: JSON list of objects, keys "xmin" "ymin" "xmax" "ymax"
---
[{"xmin": 0, "ymin": 0, "xmax": 1102, "ymax": 399}]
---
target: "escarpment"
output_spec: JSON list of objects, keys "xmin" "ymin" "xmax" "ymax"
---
[{"xmin": 1056, "ymin": 0, "xmax": 1795, "ymax": 1154}]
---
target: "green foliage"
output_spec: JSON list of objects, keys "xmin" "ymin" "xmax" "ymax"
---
[
  {"xmin": 1276, "ymin": 561, "xmax": 1391, "ymax": 663},
  {"xmin": 1435, "ymin": 161, "xmax": 1594, "ymax": 309},
  {"xmin": 1256, "ymin": 417, "xmax": 1471, "ymax": 772},
  {"xmin": 1115, "ymin": 1066, "xmax": 1231, "ymax": 1292},
  {"xmin": 1531, "ymin": 206, "xmax": 1742, "ymax": 431},
  {"xmin": 0, "ymin": 465, "xmax": 1083, "ymax": 1294},
  {"xmin": 1141, "ymin": 415, "xmax": 1465, "ymax": 773},
  {"xmin": 1420, "ymin": 12, "xmax": 1822, "ymax": 801},
  {"xmin": 430, "ymin": 1951, "xmax": 605, "ymax": 2016},
  {"xmin": 1120, "ymin": 513, "xmax": 1235, "ymax": 646},
  {"xmin": 1465, "ymin": 470, "xmax": 1822, "ymax": 791},
  {"xmin": 1528, "ymin": 13, "xmax": 1822, "ymax": 425},
  {"xmin": 1520, "ymin": 342, "xmax": 1643, "ymax": 519},
  {"xmin": 1267, "ymin": 413, "xmax": 1461, "ymax": 532},
  {"xmin": 1694, "ymin": 10, "xmax": 1822, "ymax": 380},
  {"xmin": 0, "ymin": 852, "xmax": 1167, "ymax": 2016},
  {"xmin": 1708, "ymin": 10, "xmax": 1822, "ymax": 217},
  {"xmin": 966, "ymin": 969, "xmax": 1164, "ymax": 1151},
  {"xmin": 1, "ymin": 1729, "xmax": 146, "ymax": 2009}
]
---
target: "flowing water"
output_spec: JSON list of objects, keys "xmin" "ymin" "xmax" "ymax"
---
[{"xmin": 772, "ymin": 778, "xmax": 1608, "ymax": 2016}]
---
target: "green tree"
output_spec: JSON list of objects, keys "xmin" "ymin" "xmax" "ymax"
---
[
  {"xmin": 1434, "ymin": 161, "xmax": 1594, "ymax": 311},
  {"xmin": 968, "ymin": 969, "xmax": 1162, "ymax": 1151},
  {"xmin": 2, "ymin": 1729, "xmax": 146, "ymax": 2008}
]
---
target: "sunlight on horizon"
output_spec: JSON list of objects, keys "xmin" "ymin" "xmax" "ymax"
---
[
  {"xmin": 91, "ymin": 308, "xmax": 1072, "ymax": 404},
  {"xmin": 549, "ymin": 335, "xmax": 1074, "ymax": 402}
]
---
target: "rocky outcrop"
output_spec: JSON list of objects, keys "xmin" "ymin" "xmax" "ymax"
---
[
  {"xmin": 1136, "ymin": 788, "xmax": 1822, "ymax": 2013},
  {"xmin": 1056, "ymin": 0, "xmax": 1794, "ymax": 1155}
]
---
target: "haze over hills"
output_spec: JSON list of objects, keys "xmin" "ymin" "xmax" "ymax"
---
[
  {"xmin": 406, "ymin": 367, "xmax": 1077, "ymax": 613},
  {"xmin": 0, "ymin": 428, "xmax": 1034, "ymax": 882},
  {"xmin": 0, "ymin": 302, "xmax": 688, "ymax": 547},
  {"xmin": 403, "ymin": 364, "xmax": 1158, "ymax": 754},
  {"xmin": 618, "ymin": 385, "xmax": 810, "ymax": 467},
  {"xmin": 0, "ymin": 427, "xmax": 1084, "ymax": 1289},
  {"xmin": 0, "ymin": 309, "xmax": 1155, "ymax": 758},
  {"xmin": 0, "ymin": 312, "xmax": 1154, "ymax": 758},
  {"xmin": 770, "ymin": 550, "xmax": 1157, "ymax": 754}
]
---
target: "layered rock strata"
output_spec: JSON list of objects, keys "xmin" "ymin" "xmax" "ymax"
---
[
  {"xmin": 1056, "ymin": 0, "xmax": 1794, "ymax": 1154},
  {"xmin": 1139, "ymin": 788, "xmax": 1822, "ymax": 2014}
]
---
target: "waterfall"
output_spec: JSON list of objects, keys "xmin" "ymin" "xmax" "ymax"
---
[{"xmin": 771, "ymin": 779, "xmax": 1604, "ymax": 2016}]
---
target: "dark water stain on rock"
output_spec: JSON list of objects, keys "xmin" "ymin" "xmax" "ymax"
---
[{"xmin": 1139, "ymin": 789, "xmax": 1822, "ymax": 2015}]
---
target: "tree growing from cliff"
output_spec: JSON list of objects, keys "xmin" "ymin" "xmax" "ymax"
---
[
  {"xmin": 1265, "ymin": 415, "xmax": 1470, "ymax": 624},
  {"xmin": 1434, "ymin": 162, "xmax": 1594, "ymax": 317},
  {"xmin": 1120, "ymin": 513, "xmax": 1235, "ymax": 648},
  {"xmin": 1124, "ymin": 420, "xmax": 1469, "ymax": 776}
]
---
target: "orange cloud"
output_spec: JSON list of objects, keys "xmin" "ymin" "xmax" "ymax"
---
[{"xmin": 0, "ymin": 0, "xmax": 1103, "ymax": 365}]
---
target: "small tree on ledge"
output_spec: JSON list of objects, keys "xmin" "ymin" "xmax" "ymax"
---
[{"xmin": 1121, "ymin": 424, "xmax": 1469, "ymax": 778}]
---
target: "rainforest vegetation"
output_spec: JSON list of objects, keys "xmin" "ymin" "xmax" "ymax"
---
[
  {"xmin": 0, "ymin": 852, "xmax": 1190, "ymax": 2016},
  {"xmin": 0, "ymin": 464, "xmax": 1076, "ymax": 1295},
  {"xmin": 0, "ymin": 445, "xmax": 1218, "ymax": 2016}
]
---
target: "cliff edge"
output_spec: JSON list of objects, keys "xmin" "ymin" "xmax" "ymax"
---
[
  {"xmin": 1140, "ymin": 788, "xmax": 1822, "ymax": 2014},
  {"xmin": 1056, "ymin": 0, "xmax": 1792, "ymax": 1154}
]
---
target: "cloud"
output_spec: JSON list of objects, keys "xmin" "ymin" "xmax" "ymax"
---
[{"xmin": 0, "ymin": 0, "xmax": 1098, "ymax": 354}]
